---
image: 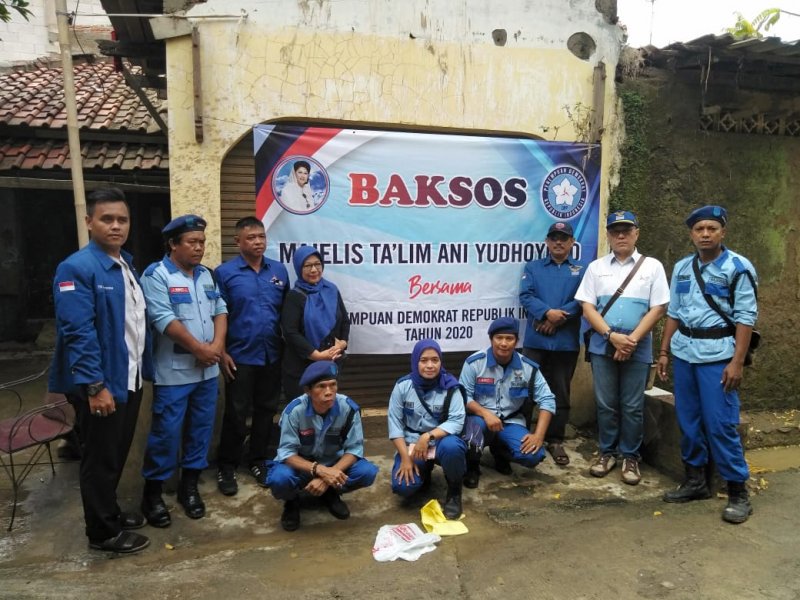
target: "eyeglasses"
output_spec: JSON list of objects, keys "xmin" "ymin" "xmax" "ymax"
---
[
  {"xmin": 302, "ymin": 262, "xmax": 323, "ymax": 271},
  {"xmin": 608, "ymin": 227, "xmax": 635, "ymax": 237}
]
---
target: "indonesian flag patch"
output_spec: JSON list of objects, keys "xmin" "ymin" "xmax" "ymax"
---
[{"xmin": 58, "ymin": 281, "xmax": 76, "ymax": 293}]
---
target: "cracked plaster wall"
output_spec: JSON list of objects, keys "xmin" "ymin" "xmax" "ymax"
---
[{"xmin": 166, "ymin": 0, "xmax": 624, "ymax": 263}]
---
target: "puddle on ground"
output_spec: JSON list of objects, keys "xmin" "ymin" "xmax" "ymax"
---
[{"xmin": 748, "ymin": 446, "xmax": 800, "ymax": 472}]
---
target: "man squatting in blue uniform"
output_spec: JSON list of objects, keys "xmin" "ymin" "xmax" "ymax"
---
[
  {"xmin": 519, "ymin": 221, "xmax": 586, "ymax": 466},
  {"xmin": 50, "ymin": 187, "xmax": 151, "ymax": 554},
  {"xmin": 214, "ymin": 216, "xmax": 288, "ymax": 495},
  {"xmin": 139, "ymin": 215, "xmax": 228, "ymax": 527},
  {"xmin": 657, "ymin": 205, "xmax": 758, "ymax": 524},
  {"xmin": 388, "ymin": 339, "xmax": 468, "ymax": 520},
  {"xmin": 459, "ymin": 317, "xmax": 556, "ymax": 488},
  {"xmin": 267, "ymin": 361, "xmax": 379, "ymax": 531}
]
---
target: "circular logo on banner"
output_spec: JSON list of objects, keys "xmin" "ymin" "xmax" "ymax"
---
[
  {"xmin": 541, "ymin": 166, "xmax": 588, "ymax": 219},
  {"xmin": 272, "ymin": 156, "xmax": 330, "ymax": 215}
]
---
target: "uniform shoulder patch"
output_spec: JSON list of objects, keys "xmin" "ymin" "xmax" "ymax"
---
[
  {"xmin": 143, "ymin": 263, "xmax": 159, "ymax": 277},
  {"xmin": 283, "ymin": 397, "xmax": 304, "ymax": 416},
  {"xmin": 344, "ymin": 397, "xmax": 361, "ymax": 413},
  {"xmin": 731, "ymin": 256, "xmax": 748, "ymax": 274},
  {"xmin": 521, "ymin": 355, "xmax": 540, "ymax": 369},
  {"xmin": 465, "ymin": 352, "xmax": 486, "ymax": 365},
  {"xmin": 395, "ymin": 374, "xmax": 412, "ymax": 385}
]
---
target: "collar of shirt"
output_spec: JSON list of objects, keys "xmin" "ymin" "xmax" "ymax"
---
[
  {"xmin": 162, "ymin": 254, "xmax": 206, "ymax": 281},
  {"xmin": 234, "ymin": 254, "xmax": 270, "ymax": 272},
  {"xmin": 303, "ymin": 395, "xmax": 342, "ymax": 420},
  {"xmin": 88, "ymin": 240, "xmax": 134, "ymax": 271},
  {"xmin": 608, "ymin": 248, "xmax": 641, "ymax": 267},
  {"xmin": 485, "ymin": 347, "xmax": 523, "ymax": 371},
  {"xmin": 697, "ymin": 246, "xmax": 729, "ymax": 271},
  {"xmin": 543, "ymin": 255, "xmax": 577, "ymax": 267}
]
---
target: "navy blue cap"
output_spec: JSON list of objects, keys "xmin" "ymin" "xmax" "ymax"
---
[
  {"xmin": 606, "ymin": 210, "xmax": 638, "ymax": 228},
  {"xmin": 299, "ymin": 361, "xmax": 339, "ymax": 388},
  {"xmin": 547, "ymin": 222, "xmax": 574, "ymax": 237},
  {"xmin": 488, "ymin": 317, "xmax": 519, "ymax": 338},
  {"xmin": 685, "ymin": 205, "xmax": 728, "ymax": 228},
  {"xmin": 162, "ymin": 214, "xmax": 207, "ymax": 238}
]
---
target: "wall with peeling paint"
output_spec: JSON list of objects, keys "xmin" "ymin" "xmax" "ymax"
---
[{"xmin": 162, "ymin": 0, "xmax": 625, "ymax": 266}]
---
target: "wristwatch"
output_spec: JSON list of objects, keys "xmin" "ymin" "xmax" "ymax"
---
[
  {"xmin": 428, "ymin": 431, "xmax": 437, "ymax": 445},
  {"xmin": 602, "ymin": 329, "xmax": 613, "ymax": 341},
  {"xmin": 87, "ymin": 382, "xmax": 106, "ymax": 396}
]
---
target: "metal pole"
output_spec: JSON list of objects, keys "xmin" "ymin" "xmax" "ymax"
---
[{"xmin": 55, "ymin": 0, "xmax": 89, "ymax": 247}]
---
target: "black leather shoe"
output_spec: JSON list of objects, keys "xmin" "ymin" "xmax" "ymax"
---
[
  {"xmin": 663, "ymin": 465, "xmax": 711, "ymax": 503},
  {"xmin": 281, "ymin": 498, "xmax": 301, "ymax": 531},
  {"xmin": 120, "ymin": 511, "xmax": 146, "ymax": 530},
  {"xmin": 463, "ymin": 462, "xmax": 481, "ymax": 489},
  {"xmin": 89, "ymin": 531, "xmax": 150, "ymax": 554},
  {"xmin": 178, "ymin": 470, "xmax": 206, "ymax": 520},
  {"xmin": 443, "ymin": 479, "xmax": 463, "ymax": 520},
  {"xmin": 722, "ymin": 481, "xmax": 753, "ymax": 524},
  {"xmin": 322, "ymin": 488, "xmax": 350, "ymax": 520},
  {"xmin": 141, "ymin": 493, "xmax": 171, "ymax": 528}
]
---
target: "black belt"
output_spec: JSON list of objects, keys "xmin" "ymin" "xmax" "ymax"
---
[{"xmin": 678, "ymin": 323, "xmax": 735, "ymax": 339}]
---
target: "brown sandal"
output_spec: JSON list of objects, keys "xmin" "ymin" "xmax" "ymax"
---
[{"xmin": 548, "ymin": 443, "xmax": 570, "ymax": 466}]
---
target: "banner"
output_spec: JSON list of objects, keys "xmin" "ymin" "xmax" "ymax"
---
[{"xmin": 254, "ymin": 125, "xmax": 601, "ymax": 354}]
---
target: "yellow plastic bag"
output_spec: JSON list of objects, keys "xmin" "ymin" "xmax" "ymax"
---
[{"xmin": 420, "ymin": 499, "xmax": 468, "ymax": 536}]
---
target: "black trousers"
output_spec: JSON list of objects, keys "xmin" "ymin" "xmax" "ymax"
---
[
  {"xmin": 217, "ymin": 361, "xmax": 282, "ymax": 467},
  {"xmin": 522, "ymin": 348, "xmax": 579, "ymax": 444},
  {"xmin": 69, "ymin": 387, "xmax": 142, "ymax": 542}
]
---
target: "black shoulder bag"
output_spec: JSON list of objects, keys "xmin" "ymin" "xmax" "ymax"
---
[
  {"xmin": 582, "ymin": 255, "xmax": 647, "ymax": 362},
  {"xmin": 691, "ymin": 256, "xmax": 761, "ymax": 367}
]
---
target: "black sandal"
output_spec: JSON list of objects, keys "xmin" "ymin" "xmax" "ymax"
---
[{"xmin": 548, "ymin": 443, "xmax": 570, "ymax": 466}]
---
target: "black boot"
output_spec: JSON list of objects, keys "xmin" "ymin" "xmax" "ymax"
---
[
  {"xmin": 491, "ymin": 445, "xmax": 513, "ymax": 476},
  {"xmin": 463, "ymin": 460, "xmax": 481, "ymax": 489},
  {"xmin": 141, "ymin": 479, "xmax": 171, "ymax": 528},
  {"xmin": 281, "ymin": 498, "xmax": 301, "ymax": 531},
  {"xmin": 663, "ymin": 464, "xmax": 712, "ymax": 503},
  {"xmin": 178, "ymin": 468, "xmax": 206, "ymax": 519},
  {"xmin": 321, "ymin": 487, "xmax": 350, "ymax": 520},
  {"xmin": 443, "ymin": 478, "xmax": 463, "ymax": 520},
  {"xmin": 722, "ymin": 481, "xmax": 753, "ymax": 524}
]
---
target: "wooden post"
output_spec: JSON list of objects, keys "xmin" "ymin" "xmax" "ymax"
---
[{"xmin": 55, "ymin": 0, "xmax": 89, "ymax": 247}]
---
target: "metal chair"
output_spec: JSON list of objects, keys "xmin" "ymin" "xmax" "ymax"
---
[{"xmin": 0, "ymin": 367, "xmax": 75, "ymax": 531}]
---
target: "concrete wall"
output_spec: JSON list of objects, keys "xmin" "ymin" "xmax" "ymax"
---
[
  {"xmin": 162, "ymin": 0, "xmax": 625, "ymax": 266},
  {"xmin": 0, "ymin": 0, "xmax": 109, "ymax": 67}
]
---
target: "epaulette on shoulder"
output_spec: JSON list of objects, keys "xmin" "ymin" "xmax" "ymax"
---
[
  {"xmin": 142, "ymin": 263, "xmax": 159, "ymax": 277},
  {"xmin": 465, "ymin": 352, "xmax": 486, "ymax": 365},
  {"xmin": 731, "ymin": 256, "xmax": 748, "ymax": 274},
  {"xmin": 395, "ymin": 374, "xmax": 413, "ymax": 385},
  {"xmin": 284, "ymin": 397, "xmax": 304, "ymax": 415},
  {"xmin": 521, "ymin": 355, "xmax": 540, "ymax": 369},
  {"xmin": 344, "ymin": 396, "xmax": 360, "ymax": 412}
]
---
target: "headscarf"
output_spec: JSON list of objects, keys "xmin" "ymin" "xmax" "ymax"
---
[
  {"xmin": 292, "ymin": 246, "xmax": 340, "ymax": 349},
  {"xmin": 410, "ymin": 339, "xmax": 459, "ymax": 397}
]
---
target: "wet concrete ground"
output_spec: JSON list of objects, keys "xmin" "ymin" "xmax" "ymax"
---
[{"xmin": 1, "ymin": 355, "xmax": 799, "ymax": 599}]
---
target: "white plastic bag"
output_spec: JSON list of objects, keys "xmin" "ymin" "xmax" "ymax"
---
[{"xmin": 371, "ymin": 523, "xmax": 441, "ymax": 562}]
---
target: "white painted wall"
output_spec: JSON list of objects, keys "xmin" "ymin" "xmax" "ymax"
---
[{"xmin": 0, "ymin": 0, "xmax": 109, "ymax": 67}]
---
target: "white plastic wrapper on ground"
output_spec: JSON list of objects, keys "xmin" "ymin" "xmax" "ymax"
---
[{"xmin": 372, "ymin": 523, "xmax": 441, "ymax": 562}]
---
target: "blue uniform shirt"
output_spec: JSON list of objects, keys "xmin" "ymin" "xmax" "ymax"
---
[
  {"xmin": 215, "ymin": 255, "xmax": 288, "ymax": 366},
  {"xmin": 387, "ymin": 377, "xmax": 466, "ymax": 444},
  {"xmin": 49, "ymin": 240, "xmax": 153, "ymax": 401},
  {"xmin": 459, "ymin": 349, "xmax": 556, "ymax": 428},
  {"xmin": 276, "ymin": 393, "xmax": 365, "ymax": 465},
  {"xmin": 519, "ymin": 255, "xmax": 586, "ymax": 351},
  {"xmin": 667, "ymin": 248, "xmax": 758, "ymax": 364},
  {"xmin": 142, "ymin": 256, "xmax": 227, "ymax": 385}
]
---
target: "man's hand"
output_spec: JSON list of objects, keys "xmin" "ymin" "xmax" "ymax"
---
[
  {"xmin": 722, "ymin": 359, "xmax": 744, "ymax": 392},
  {"xmin": 657, "ymin": 355, "xmax": 670, "ymax": 381},
  {"xmin": 88, "ymin": 388, "xmax": 115, "ymax": 417},
  {"xmin": 304, "ymin": 477, "xmax": 329, "ymax": 496},
  {"xmin": 520, "ymin": 432, "xmax": 544, "ymax": 455},
  {"xmin": 483, "ymin": 412, "xmax": 504, "ymax": 433},
  {"xmin": 536, "ymin": 321, "xmax": 557, "ymax": 336},
  {"xmin": 545, "ymin": 309, "xmax": 569, "ymax": 326},
  {"xmin": 193, "ymin": 343, "xmax": 221, "ymax": 368},
  {"xmin": 316, "ymin": 464, "xmax": 348, "ymax": 488},
  {"xmin": 221, "ymin": 352, "xmax": 237, "ymax": 381}
]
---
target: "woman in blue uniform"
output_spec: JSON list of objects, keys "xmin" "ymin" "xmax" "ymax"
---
[{"xmin": 387, "ymin": 339, "xmax": 467, "ymax": 520}]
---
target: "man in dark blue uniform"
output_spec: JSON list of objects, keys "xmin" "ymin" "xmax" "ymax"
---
[
  {"xmin": 519, "ymin": 221, "xmax": 585, "ymax": 466},
  {"xmin": 658, "ymin": 205, "xmax": 758, "ymax": 524},
  {"xmin": 214, "ymin": 217, "xmax": 288, "ymax": 495},
  {"xmin": 50, "ymin": 187, "xmax": 151, "ymax": 554}
]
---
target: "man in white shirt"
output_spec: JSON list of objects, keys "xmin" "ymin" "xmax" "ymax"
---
[{"xmin": 575, "ymin": 211, "xmax": 669, "ymax": 485}]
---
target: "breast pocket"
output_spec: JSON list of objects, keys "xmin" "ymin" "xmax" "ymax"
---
[
  {"xmin": 299, "ymin": 429, "xmax": 316, "ymax": 448},
  {"xmin": 169, "ymin": 291, "xmax": 195, "ymax": 320},
  {"xmin": 475, "ymin": 382, "xmax": 496, "ymax": 400},
  {"xmin": 509, "ymin": 386, "xmax": 528, "ymax": 401},
  {"xmin": 676, "ymin": 280, "xmax": 691, "ymax": 306}
]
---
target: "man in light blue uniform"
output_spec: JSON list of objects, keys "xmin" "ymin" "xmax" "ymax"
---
[
  {"xmin": 519, "ymin": 221, "xmax": 585, "ymax": 466},
  {"xmin": 140, "ymin": 215, "xmax": 228, "ymax": 527},
  {"xmin": 459, "ymin": 317, "xmax": 556, "ymax": 488},
  {"xmin": 576, "ymin": 210, "xmax": 670, "ymax": 485},
  {"xmin": 657, "ymin": 205, "xmax": 757, "ymax": 524},
  {"xmin": 267, "ymin": 361, "xmax": 378, "ymax": 531}
]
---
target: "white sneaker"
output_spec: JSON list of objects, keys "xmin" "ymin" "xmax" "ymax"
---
[
  {"xmin": 621, "ymin": 457, "xmax": 641, "ymax": 485},
  {"xmin": 590, "ymin": 454, "xmax": 617, "ymax": 477}
]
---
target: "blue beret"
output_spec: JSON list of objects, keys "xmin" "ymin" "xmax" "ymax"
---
[
  {"xmin": 162, "ymin": 214, "xmax": 207, "ymax": 238},
  {"xmin": 299, "ymin": 361, "xmax": 339, "ymax": 388},
  {"xmin": 685, "ymin": 205, "xmax": 727, "ymax": 228},
  {"xmin": 606, "ymin": 210, "xmax": 638, "ymax": 228},
  {"xmin": 488, "ymin": 317, "xmax": 519, "ymax": 337}
]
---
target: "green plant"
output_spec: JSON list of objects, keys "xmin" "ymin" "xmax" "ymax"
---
[
  {"xmin": 0, "ymin": 0, "xmax": 32, "ymax": 23},
  {"xmin": 726, "ymin": 8, "xmax": 781, "ymax": 39}
]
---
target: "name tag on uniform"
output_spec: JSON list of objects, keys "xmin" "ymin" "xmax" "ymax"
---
[{"xmin": 477, "ymin": 377, "xmax": 494, "ymax": 384}]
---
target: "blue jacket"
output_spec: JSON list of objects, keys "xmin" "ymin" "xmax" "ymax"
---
[
  {"xmin": 49, "ymin": 241, "xmax": 153, "ymax": 401},
  {"xmin": 519, "ymin": 256, "xmax": 585, "ymax": 351}
]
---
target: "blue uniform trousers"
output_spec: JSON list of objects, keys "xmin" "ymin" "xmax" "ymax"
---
[
  {"xmin": 268, "ymin": 457, "xmax": 379, "ymax": 500},
  {"xmin": 590, "ymin": 354, "xmax": 650, "ymax": 459},
  {"xmin": 466, "ymin": 416, "xmax": 546, "ymax": 467},
  {"xmin": 142, "ymin": 378, "xmax": 218, "ymax": 480},
  {"xmin": 391, "ymin": 435, "xmax": 467, "ymax": 497},
  {"xmin": 673, "ymin": 356, "xmax": 749, "ymax": 483}
]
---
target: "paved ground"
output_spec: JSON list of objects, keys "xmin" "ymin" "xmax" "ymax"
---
[{"xmin": 1, "ymin": 355, "xmax": 799, "ymax": 599}]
